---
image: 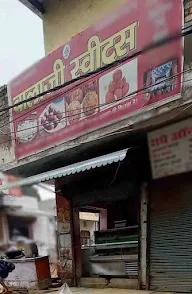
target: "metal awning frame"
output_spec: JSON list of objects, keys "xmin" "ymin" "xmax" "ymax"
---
[{"xmin": 0, "ymin": 149, "xmax": 128, "ymax": 191}]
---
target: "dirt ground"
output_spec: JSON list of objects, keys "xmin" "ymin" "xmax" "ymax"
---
[
  {"xmin": 54, "ymin": 288, "xmax": 174, "ymax": 294},
  {"xmin": 71, "ymin": 289, "xmax": 146, "ymax": 294}
]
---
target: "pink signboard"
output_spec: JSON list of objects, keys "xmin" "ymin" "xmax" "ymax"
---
[{"xmin": 8, "ymin": 0, "xmax": 183, "ymax": 159}]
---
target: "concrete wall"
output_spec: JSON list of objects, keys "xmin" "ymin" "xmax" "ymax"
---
[
  {"xmin": 0, "ymin": 86, "xmax": 14, "ymax": 166},
  {"xmin": 43, "ymin": 0, "xmax": 127, "ymax": 54},
  {"xmin": 3, "ymin": 195, "xmax": 39, "ymax": 210},
  {"xmin": 32, "ymin": 214, "xmax": 57, "ymax": 262},
  {"xmin": 39, "ymin": 198, "xmax": 56, "ymax": 215},
  {"xmin": 31, "ymin": 199, "xmax": 57, "ymax": 261}
]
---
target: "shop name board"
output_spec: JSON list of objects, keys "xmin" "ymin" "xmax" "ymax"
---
[
  {"xmin": 13, "ymin": 21, "xmax": 138, "ymax": 113},
  {"xmin": 148, "ymin": 118, "xmax": 192, "ymax": 179},
  {"xmin": 8, "ymin": 0, "xmax": 182, "ymax": 159}
]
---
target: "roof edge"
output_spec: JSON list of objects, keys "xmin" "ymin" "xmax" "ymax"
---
[{"xmin": 18, "ymin": 0, "xmax": 44, "ymax": 18}]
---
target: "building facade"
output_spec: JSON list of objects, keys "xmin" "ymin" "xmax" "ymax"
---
[
  {"xmin": 2, "ymin": 0, "xmax": 192, "ymax": 291},
  {"xmin": 0, "ymin": 194, "xmax": 56, "ymax": 259}
]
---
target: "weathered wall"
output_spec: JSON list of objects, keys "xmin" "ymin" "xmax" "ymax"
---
[
  {"xmin": 43, "ymin": 0, "xmax": 127, "ymax": 54},
  {"xmin": 0, "ymin": 86, "xmax": 14, "ymax": 166}
]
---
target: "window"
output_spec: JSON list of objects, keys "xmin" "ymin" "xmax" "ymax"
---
[{"xmin": 7, "ymin": 216, "xmax": 33, "ymax": 241}]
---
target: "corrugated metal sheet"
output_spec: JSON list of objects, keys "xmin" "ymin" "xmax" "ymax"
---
[
  {"xmin": 125, "ymin": 261, "xmax": 138, "ymax": 276},
  {"xmin": 0, "ymin": 149, "xmax": 128, "ymax": 191},
  {"xmin": 150, "ymin": 178, "xmax": 192, "ymax": 292}
]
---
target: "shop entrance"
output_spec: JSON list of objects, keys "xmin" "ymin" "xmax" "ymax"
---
[
  {"xmin": 56, "ymin": 144, "xmax": 149, "ymax": 286},
  {"xmin": 80, "ymin": 196, "xmax": 139, "ymax": 279},
  {"xmin": 65, "ymin": 149, "xmax": 145, "ymax": 284}
]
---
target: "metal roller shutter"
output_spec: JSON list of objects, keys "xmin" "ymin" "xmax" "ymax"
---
[{"xmin": 150, "ymin": 176, "xmax": 192, "ymax": 293}]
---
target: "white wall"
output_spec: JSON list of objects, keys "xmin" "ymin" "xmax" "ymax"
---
[
  {"xmin": 38, "ymin": 199, "xmax": 57, "ymax": 262},
  {"xmin": 32, "ymin": 214, "xmax": 57, "ymax": 262},
  {"xmin": 39, "ymin": 198, "xmax": 56, "ymax": 215},
  {"xmin": 3, "ymin": 195, "xmax": 39, "ymax": 210}
]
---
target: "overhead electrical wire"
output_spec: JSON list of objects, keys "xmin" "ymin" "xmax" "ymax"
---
[
  {"xmin": 1, "ymin": 46, "xmax": 192, "ymax": 137},
  {"xmin": 0, "ymin": 68, "xmax": 186, "ymax": 137},
  {"xmin": 0, "ymin": 66, "xmax": 191, "ymax": 144},
  {"xmin": 0, "ymin": 23, "xmax": 190, "ymax": 135},
  {"xmin": 0, "ymin": 23, "xmax": 191, "ymax": 173},
  {"xmin": 2, "ymin": 87, "xmax": 192, "ymax": 190},
  {"xmin": 6, "ymin": 66, "xmax": 192, "ymax": 134},
  {"xmin": 1, "ymin": 70, "xmax": 192, "ymax": 147},
  {"xmin": 0, "ymin": 19, "xmax": 192, "ymax": 190},
  {"xmin": 0, "ymin": 24, "xmax": 191, "ymax": 114},
  {"xmin": 0, "ymin": 68, "xmax": 103, "ymax": 132}
]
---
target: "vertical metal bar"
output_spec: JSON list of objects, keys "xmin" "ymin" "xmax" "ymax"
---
[
  {"xmin": 138, "ymin": 184, "xmax": 141, "ymax": 290},
  {"xmin": 146, "ymin": 181, "xmax": 151, "ymax": 290},
  {"xmin": 139, "ymin": 182, "xmax": 148, "ymax": 290}
]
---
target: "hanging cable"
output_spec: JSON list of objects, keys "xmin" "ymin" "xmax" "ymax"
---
[{"xmin": 0, "ymin": 25, "xmax": 191, "ymax": 114}]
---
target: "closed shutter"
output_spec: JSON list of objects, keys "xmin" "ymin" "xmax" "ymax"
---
[{"xmin": 150, "ymin": 175, "xmax": 192, "ymax": 293}]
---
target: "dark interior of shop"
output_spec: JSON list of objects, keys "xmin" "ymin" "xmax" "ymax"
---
[{"xmin": 58, "ymin": 144, "xmax": 150, "ymax": 279}]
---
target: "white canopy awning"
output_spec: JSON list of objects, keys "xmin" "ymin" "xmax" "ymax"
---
[{"xmin": 0, "ymin": 149, "xmax": 128, "ymax": 191}]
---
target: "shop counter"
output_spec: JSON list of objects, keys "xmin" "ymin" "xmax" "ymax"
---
[
  {"xmin": 89, "ymin": 253, "xmax": 138, "ymax": 276},
  {"xmin": 4, "ymin": 256, "xmax": 52, "ymax": 290},
  {"xmin": 82, "ymin": 226, "xmax": 139, "ymax": 277}
]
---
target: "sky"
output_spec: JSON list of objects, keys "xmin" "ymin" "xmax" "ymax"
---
[
  {"xmin": 0, "ymin": 0, "xmax": 44, "ymax": 86},
  {"xmin": 35, "ymin": 184, "xmax": 55, "ymax": 200},
  {"xmin": 0, "ymin": 0, "xmax": 50, "ymax": 200}
]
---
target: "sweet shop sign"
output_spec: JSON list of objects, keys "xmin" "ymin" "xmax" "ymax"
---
[{"xmin": 8, "ymin": 0, "xmax": 182, "ymax": 159}]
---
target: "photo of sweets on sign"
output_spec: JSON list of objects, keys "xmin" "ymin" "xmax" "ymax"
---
[
  {"xmin": 148, "ymin": 118, "xmax": 192, "ymax": 179},
  {"xmin": 8, "ymin": 0, "xmax": 183, "ymax": 159}
]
